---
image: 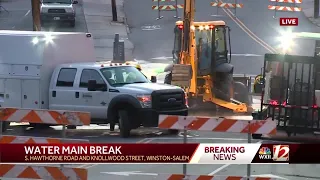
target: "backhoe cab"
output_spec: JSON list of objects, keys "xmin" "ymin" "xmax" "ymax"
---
[{"xmin": 164, "ymin": 21, "xmax": 251, "ymax": 114}]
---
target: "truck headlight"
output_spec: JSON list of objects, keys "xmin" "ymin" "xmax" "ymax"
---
[{"xmin": 137, "ymin": 95, "xmax": 152, "ymax": 108}]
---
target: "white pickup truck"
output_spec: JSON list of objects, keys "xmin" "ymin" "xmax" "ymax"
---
[{"xmin": 0, "ymin": 31, "xmax": 188, "ymax": 137}]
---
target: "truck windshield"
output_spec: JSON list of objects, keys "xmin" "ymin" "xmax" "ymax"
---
[
  {"xmin": 100, "ymin": 66, "xmax": 149, "ymax": 86},
  {"xmin": 42, "ymin": 0, "xmax": 72, "ymax": 4}
]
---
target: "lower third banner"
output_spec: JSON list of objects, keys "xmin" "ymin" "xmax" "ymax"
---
[{"xmin": 0, "ymin": 143, "xmax": 318, "ymax": 164}]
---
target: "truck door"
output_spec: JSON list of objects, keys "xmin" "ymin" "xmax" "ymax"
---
[
  {"xmin": 49, "ymin": 68, "xmax": 78, "ymax": 111},
  {"xmin": 74, "ymin": 69, "xmax": 108, "ymax": 119}
]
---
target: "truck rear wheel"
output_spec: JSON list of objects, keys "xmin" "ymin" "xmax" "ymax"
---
[{"xmin": 118, "ymin": 110, "xmax": 131, "ymax": 138}]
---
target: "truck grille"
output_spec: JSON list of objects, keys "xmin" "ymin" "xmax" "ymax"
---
[
  {"xmin": 152, "ymin": 90, "xmax": 185, "ymax": 111},
  {"xmin": 48, "ymin": 9, "xmax": 66, "ymax": 13}
]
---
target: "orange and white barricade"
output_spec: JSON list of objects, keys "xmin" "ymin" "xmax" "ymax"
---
[
  {"xmin": 0, "ymin": 136, "xmax": 89, "ymax": 180},
  {"xmin": 152, "ymin": 0, "xmax": 183, "ymax": 20},
  {"xmin": 211, "ymin": 2, "xmax": 243, "ymax": 8},
  {"xmin": 0, "ymin": 164, "xmax": 88, "ymax": 180},
  {"xmin": 0, "ymin": 107, "xmax": 90, "ymax": 179},
  {"xmin": 0, "ymin": 107, "xmax": 90, "ymax": 125},
  {"xmin": 211, "ymin": 0, "xmax": 243, "ymax": 17},
  {"xmin": 0, "ymin": 135, "xmax": 90, "ymax": 144},
  {"xmin": 158, "ymin": 115, "xmax": 277, "ymax": 179},
  {"xmin": 268, "ymin": 0, "xmax": 302, "ymax": 18}
]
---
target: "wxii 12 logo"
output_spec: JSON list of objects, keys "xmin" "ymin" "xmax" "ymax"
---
[{"xmin": 273, "ymin": 145, "xmax": 289, "ymax": 161}]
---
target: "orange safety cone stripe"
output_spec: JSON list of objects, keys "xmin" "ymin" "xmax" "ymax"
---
[
  {"xmin": 17, "ymin": 166, "xmax": 42, "ymax": 179},
  {"xmin": 45, "ymin": 166, "xmax": 68, "ymax": 180}
]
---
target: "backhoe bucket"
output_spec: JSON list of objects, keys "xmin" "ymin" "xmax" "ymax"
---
[{"xmin": 171, "ymin": 64, "xmax": 192, "ymax": 87}]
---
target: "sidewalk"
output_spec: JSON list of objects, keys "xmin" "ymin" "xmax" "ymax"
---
[
  {"xmin": 82, "ymin": 0, "xmax": 134, "ymax": 61},
  {"xmin": 301, "ymin": 0, "xmax": 320, "ymax": 27}
]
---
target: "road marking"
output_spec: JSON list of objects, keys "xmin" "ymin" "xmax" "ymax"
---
[
  {"xmin": 217, "ymin": 0, "xmax": 277, "ymax": 54},
  {"xmin": 24, "ymin": 10, "xmax": 31, "ymax": 17},
  {"xmin": 208, "ymin": 140, "xmax": 263, "ymax": 175},
  {"xmin": 251, "ymin": 174, "xmax": 289, "ymax": 180},
  {"xmin": 101, "ymin": 171, "xmax": 158, "ymax": 176},
  {"xmin": 141, "ymin": 25, "xmax": 161, "ymax": 31},
  {"xmin": 208, "ymin": 164, "xmax": 230, "ymax": 175},
  {"xmin": 136, "ymin": 138, "xmax": 150, "ymax": 143},
  {"xmin": 230, "ymin": 54, "xmax": 262, "ymax": 57},
  {"xmin": 151, "ymin": 56, "xmax": 173, "ymax": 60}
]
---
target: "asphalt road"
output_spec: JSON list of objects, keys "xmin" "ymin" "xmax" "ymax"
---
[{"xmin": 0, "ymin": 0, "xmax": 87, "ymax": 32}]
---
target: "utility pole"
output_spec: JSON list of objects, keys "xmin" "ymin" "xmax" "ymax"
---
[
  {"xmin": 314, "ymin": 0, "xmax": 319, "ymax": 19},
  {"xmin": 31, "ymin": 0, "xmax": 41, "ymax": 31},
  {"xmin": 111, "ymin": 0, "xmax": 118, "ymax": 21}
]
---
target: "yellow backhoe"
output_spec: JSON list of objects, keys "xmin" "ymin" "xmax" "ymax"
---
[{"xmin": 163, "ymin": 0, "xmax": 252, "ymax": 115}]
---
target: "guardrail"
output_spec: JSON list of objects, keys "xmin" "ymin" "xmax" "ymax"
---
[
  {"xmin": 152, "ymin": 0, "xmax": 183, "ymax": 20},
  {"xmin": 268, "ymin": 0, "xmax": 302, "ymax": 18},
  {"xmin": 0, "ymin": 107, "xmax": 91, "ymax": 180},
  {"xmin": 158, "ymin": 114, "xmax": 277, "ymax": 178},
  {"xmin": 211, "ymin": 0, "xmax": 244, "ymax": 17}
]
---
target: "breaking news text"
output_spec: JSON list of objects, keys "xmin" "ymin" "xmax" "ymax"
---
[{"xmin": 0, "ymin": 143, "xmax": 318, "ymax": 163}]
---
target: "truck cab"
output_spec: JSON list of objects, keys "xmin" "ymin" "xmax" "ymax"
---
[{"xmin": 49, "ymin": 62, "xmax": 188, "ymax": 137}]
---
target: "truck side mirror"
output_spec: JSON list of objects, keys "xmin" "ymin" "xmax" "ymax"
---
[
  {"xmin": 151, "ymin": 76, "xmax": 157, "ymax": 83},
  {"xmin": 87, "ymin": 80, "xmax": 97, "ymax": 91},
  {"xmin": 73, "ymin": 0, "xmax": 78, "ymax": 4}
]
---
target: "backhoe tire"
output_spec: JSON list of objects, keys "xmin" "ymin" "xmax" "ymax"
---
[
  {"xmin": 118, "ymin": 110, "xmax": 131, "ymax": 138},
  {"xmin": 214, "ymin": 73, "xmax": 233, "ymax": 102},
  {"xmin": 233, "ymin": 81, "xmax": 251, "ymax": 106}
]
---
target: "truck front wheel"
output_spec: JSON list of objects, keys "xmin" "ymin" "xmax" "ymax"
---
[{"xmin": 118, "ymin": 110, "xmax": 131, "ymax": 138}]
